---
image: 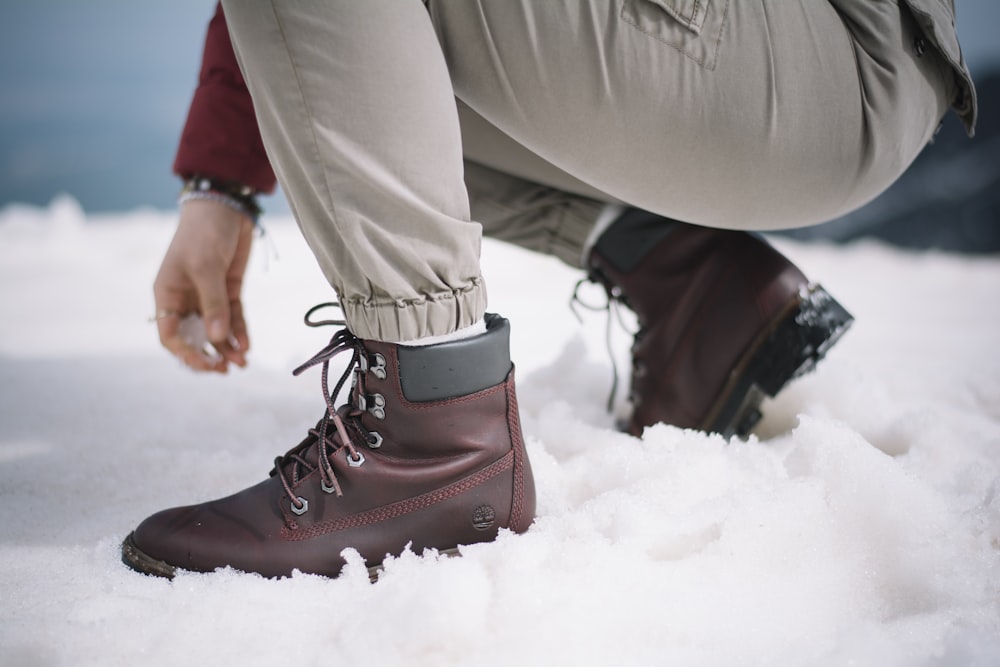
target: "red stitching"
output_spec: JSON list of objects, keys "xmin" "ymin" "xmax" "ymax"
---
[
  {"xmin": 506, "ymin": 374, "xmax": 530, "ymax": 531},
  {"xmin": 282, "ymin": 450, "xmax": 514, "ymax": 541},
  {"xmin": 377, "ymin": 345, "xmax": 505, "ymax": 410}
]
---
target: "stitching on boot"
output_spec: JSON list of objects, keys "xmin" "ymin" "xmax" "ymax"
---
[
  {"xmin": 505, "ymin": 375, "xmax": 525, "ymax": 531},
  {"xmin": 282, "ymin": 450, "xmax": 515, "ymax": 541}
]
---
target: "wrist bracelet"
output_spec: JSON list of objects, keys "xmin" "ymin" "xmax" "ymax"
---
[{"xmin": 179, "ymin": 176, "xmax": 262, "ymax": 225}]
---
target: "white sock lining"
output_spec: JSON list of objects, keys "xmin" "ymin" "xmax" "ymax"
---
[{"xmin": 396, "ymin": 318, "xmax": 487, "ymax": 347}]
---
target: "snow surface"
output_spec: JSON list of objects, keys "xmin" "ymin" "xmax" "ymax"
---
[{"xmin": 1, "ymin": 196, "xmax": 999, "ymax": 666}]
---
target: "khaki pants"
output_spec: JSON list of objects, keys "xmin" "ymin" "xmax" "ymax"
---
[{"xmin": 221, "ymin": 0, "xmax": 952, "ymax": 342}]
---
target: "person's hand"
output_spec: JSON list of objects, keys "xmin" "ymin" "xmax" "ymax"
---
[{"xmin": 153, "ymin": 199, "xmax": 254, "ymax": 373}]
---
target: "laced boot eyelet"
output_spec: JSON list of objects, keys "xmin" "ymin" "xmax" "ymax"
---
[
  {"xmin": 370, "ymin": 353, "xmax": 387, "ymax": 380},
  {"xmin": 291, "ymin": 496, "xmax": 309, "ymax": 515},
  {"xmin": 368, "ymin": 393, "xmax": 386, "ymax": 420},
  {"xmin": 321, "ymin": 479, "xmax": 338, "ymax": 494},
  {"xmin": 367, "ymin": 431, "xmax": 383, "ymax": 449},
  {"xmin": 347, "ymin": 450, "xmax": 365, "ymax": 467}
]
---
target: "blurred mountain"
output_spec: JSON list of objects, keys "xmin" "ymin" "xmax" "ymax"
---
[{"xmin": 779, "ymin": 67, "xmax": 1000, "ymax": 254}]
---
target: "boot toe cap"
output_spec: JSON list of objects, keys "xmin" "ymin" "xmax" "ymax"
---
[{"xmin": 126, "ymin": 505, "xmax": 210, "ymax": 577}]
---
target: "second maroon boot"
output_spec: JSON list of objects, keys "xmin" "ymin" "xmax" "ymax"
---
[
  {"xmin": 122, "ymin": 311, "xmax": 535, "ymax": 579},
  {"xmin": 588, "ymin": 210, "xmax": 853, "ymax": 439}
]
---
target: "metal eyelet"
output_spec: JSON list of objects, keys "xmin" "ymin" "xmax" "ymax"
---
[
  {"xmin": 367, "ymin": 431, "xmax": 383, "ymax": 449},
  {"xmin": 368, "ymin": 393, "xmax": 386, "ymax": 420},
  {"xmin": 370, "ymin": 353, "xmax": 387, "ymax": 380},
  {"xmin": 321, "ymin": 479, "xmax": 337, "ymax": 494},
  {"xmin": 291, "ymin": 496, "xmax": 309, "ymax": 515},
  {"xmin": 347, "ymin": 451, "xmax": 366, "ymax": 467}
]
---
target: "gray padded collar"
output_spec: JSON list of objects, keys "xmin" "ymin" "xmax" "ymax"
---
[
  {"xmin": 396, "ymin": 313, "xmax": 512, "ymax": 402},
  {"xmin": 593, "ymin": 208, "xmax": 679, "ymax": 273}
]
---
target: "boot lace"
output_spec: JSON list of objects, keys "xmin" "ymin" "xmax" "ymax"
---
[
  {"xmin": 272, "ymin": 303, "xmax": 378, "ymax": 515},
  {"xmin": 570, "ymin": 272, "xmax": 638, "ymax": 413}
]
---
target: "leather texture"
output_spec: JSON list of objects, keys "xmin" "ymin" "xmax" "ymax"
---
[
  {"xmin": 590, "ymin": 222, "xmax": 807, "ymax": 436},
  {"xmin": 127, "ymin": 316, "xmax": 535, "ymax": 578}
]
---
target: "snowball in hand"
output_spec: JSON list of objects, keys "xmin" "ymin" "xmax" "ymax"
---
[{"xmin": 177, "ymin": 314, "xmax": 223, "ymax": 365}]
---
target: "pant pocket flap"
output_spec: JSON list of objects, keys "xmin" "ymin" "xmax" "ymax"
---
[{"xmin": 646, "ymin": 0, "xmax": 707, "ymax": 34}]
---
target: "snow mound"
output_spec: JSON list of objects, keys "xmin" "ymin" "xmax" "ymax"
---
[{"xmin": 1, "ymin": 198, "xmax": 998, "ymax": 666}]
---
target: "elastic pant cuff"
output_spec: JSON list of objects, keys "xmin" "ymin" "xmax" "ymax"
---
[{"xmin": 341, "ymin": 278, "xmax": 488, "ymax": 343}]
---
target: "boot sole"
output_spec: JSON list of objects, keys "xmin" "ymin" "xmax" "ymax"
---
[
  {"xmin": 121, "ymin": 532, "xmax": 178, "ymax": 579},
  {"xmin": 121, "ymin": 531, "xmax": 461, "ymax": 582},
  {"xmin": 701, "ymin": 283, "xmax": 853, "ymax": 439}
]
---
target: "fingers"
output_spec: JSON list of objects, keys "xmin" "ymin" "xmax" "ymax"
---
[
  {"xmin": 190, "ymin": 259, "xmax": 233, "ymax": 346},
  {"xmin": 222, "ymin": 299, "xmax": 250, "ymax": 368},
  {"xmin": 153, "ymin": 200, "xmax": 254, "ymax": 374},
  {"xmin": 223, "ymin": 217, "xmax": 255, "ymax": 368},
  {"xmin": 154, "ymin": 307, "xmax": 229, "ymax": 374},
  {"xmin": 153, "ymin": 264, "xmax": 226, "ymax": 373}
]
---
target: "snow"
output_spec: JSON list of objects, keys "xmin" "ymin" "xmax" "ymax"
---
[{"xmin": 1, "ymin": 196, "xmax": 998, "ymax": 666}]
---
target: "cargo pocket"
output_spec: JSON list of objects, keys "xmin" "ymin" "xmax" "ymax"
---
[{"xmin": 621, "ymin": 0, "xmax": 730, "ymax": 70}]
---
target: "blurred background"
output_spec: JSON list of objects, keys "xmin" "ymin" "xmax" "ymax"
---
[{"xmin": 0, "ymin": 0, "xmax": 997, "ymax": 252}]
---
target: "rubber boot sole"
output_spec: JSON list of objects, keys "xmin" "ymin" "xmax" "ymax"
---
[
  {"xmin": 121, "ymin": 532, "xmax": 460, "ymax": 582},
  {"xmin": 699, "ymin": 283, "xmax": 853, "ymax": 439},
  {"xmin": 121, "ymin": 532, "xmax": 178, "ymax": 579}
]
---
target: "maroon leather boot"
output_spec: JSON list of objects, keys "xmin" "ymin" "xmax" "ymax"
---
[
  {"xmin": 122, "ymin": 312, "xmax": 535, "ymax": 579},
  {"xmin": 588, "ymin": 210, "xmax": 853, "ymax": 439}
]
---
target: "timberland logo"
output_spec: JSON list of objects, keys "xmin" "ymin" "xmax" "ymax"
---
[{"xmin": 471, "ymin": 504, "xmax": 496, "ymax": 531}]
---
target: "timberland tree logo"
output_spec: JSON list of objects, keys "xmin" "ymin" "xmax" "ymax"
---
[{"xmin": 471, "ymin": 504, "xmax": 496, "ymax": 531}]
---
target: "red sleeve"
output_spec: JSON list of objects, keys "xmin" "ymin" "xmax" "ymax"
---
[{"xmin": 172, "ymin": 3, "xmax": 276, "ymax": 193}]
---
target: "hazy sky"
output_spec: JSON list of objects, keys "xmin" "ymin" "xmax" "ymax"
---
[{"xmin": 1, "ymin": 0, "xmax": 998, "ymax": 212}]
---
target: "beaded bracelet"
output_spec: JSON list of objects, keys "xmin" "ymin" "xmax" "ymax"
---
[{"xmin": 179, "ymin": 176, "xmax": 262, "ymax": 225}]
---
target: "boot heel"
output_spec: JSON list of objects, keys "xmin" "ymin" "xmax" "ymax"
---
[
  {"xmin": 709, "ymin": 284, "xmax": 853, "ymax": 438},
  {"xmin": 755, "ymin": 284, "xmax": 853, "ymax": 396}
]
